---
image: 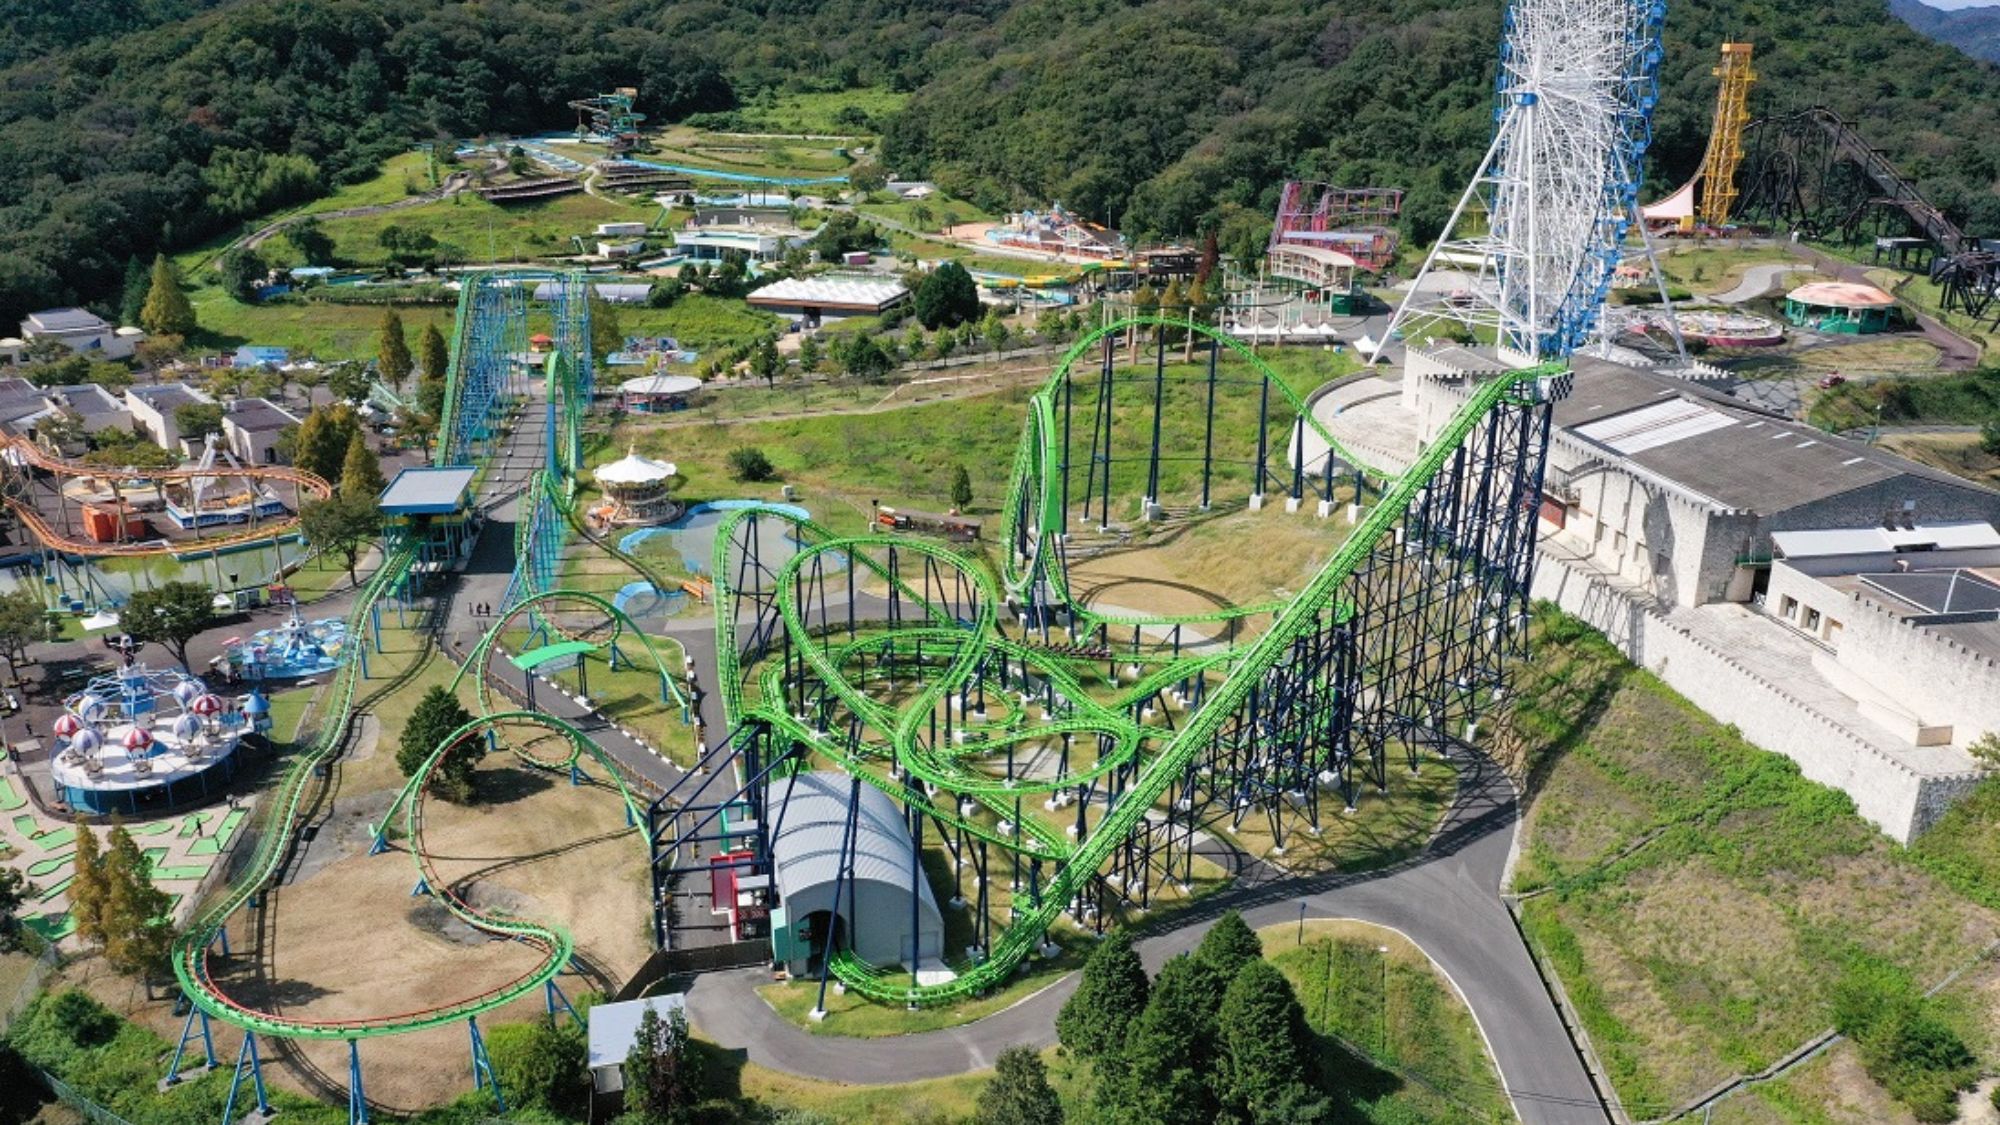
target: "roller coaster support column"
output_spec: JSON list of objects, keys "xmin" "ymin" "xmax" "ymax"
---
[
  {"xmin": 546, "ymin": 978, "xmax": 582, "ymax": 1028},
  {"xmin": 1201, "ymin": 340, "xmax": 1218, "ymax": 510},
  {"xmin": 1287, "ymin": 415, "xmax": 1306, "ymax": 512},
  {"xmin": 1143, "ymin": 328, "xmax": 1166, "ymax": 519},
  {"xmin": 370, "ymin": 604, "xmax": 383, "ymax": 653},
  {"xmin": 347, "ymin": 1040, "xmax": 369, "ymax": 1125},
  {"xmin": 218, "ymin": 1031, "xmax": 272, "ymax": 1125},
  {"xmin": 468, "ymin": 1017, "xmax": 506, "ymax": 1111},
  {"xmin": 1250, "ymin": 370, "xmax": 1270, "ymax": 510},
  {"xmin": 162, "ymin": 1008, "xmax": 218, "ymax": 1086},
  {"xmin": 810, "ymin": 776, "xmax": 864, "ymax": 1021}
]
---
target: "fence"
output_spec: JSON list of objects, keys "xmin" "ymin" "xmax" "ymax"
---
[
  {"xmin": 0, "ymin": 939, "xmax": 60, "ymax": 1033},
  {"xmin": 30, "ymin": 1068, "xmax": 141, "ymax": 1125}
]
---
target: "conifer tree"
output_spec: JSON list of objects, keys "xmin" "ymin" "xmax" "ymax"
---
[
  {"xmin": 99, "ymin": 824, "xmax": 173, "ymax": 979},
  {"xmin": 419, "ymin": 321, "xmax": 450, "ymax": 381},
  {"xmin": 1215, "ymin": 960, "xmax": 1322, "ymax": 1124},
  {"xmin": 339, "ymin": 431, "xmax": 386, "ymax": 503},
  {"xmin": 376, "ymin": 309, "xmax": 413, "ymax": 389},
  {"xmin": 1056, "ymin": 929, "xmax": 1149, "ymax": 1065},
  {"xmin": 397, "ymin": 685, "xmax": 477, "ymax": 802},
  {"xmin": 68, "ymin": 820, "xmax": 108, "ymax": 948},
  {"xmin": 139, "ymin": 254, "xmax": 196, "ymax": 338},
  {"xmin": 974, "ymin": 1045, "xmax": 1064, "ymax": 1125},
  {"xmin": 1108, "ymin": 953, "xmax": 1218, "ymax": 1125},
  {"xmin": 1196, "ymin": 910, "xmax": 1263, "ymax": 979}
]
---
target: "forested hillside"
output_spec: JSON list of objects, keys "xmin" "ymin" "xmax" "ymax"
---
[
  {"xmin": 3, "ymin": 0, "xmax": 1999, "ymax": 328},
  {"xmin": 1890, "ymin": 0, "xmax": 2000, "ymax": 64}
]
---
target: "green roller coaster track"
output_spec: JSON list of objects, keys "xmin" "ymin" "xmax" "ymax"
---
[
  {"xmin": 696, "ymin": 316, "xmax": 1564, "ymax": 1005},
  {"xmin": 170, "ymin": 275, "xmax": 681, "ymax": 1042}
]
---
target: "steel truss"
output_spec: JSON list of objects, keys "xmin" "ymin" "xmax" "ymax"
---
[{"xmin": 651, "ymin": 315, "xmax": 1566, "ymax": 1006}]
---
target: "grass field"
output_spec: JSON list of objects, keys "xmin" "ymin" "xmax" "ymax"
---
[
  {"xmin": 723, "ymin": 87, "xmax": 909, "ymax": 135},
  {"xmin": 311, "ymin": 191, "xmax": 652, "ymax": 268},
  {"xmin": 1654, "ymin": 244, "xmax": 1802, "ymax": 297},
  {"xmin": 1880, "ymin": 431, "xmax": 2000, "ymax": 489},
  {"xmin": 1499, "ymin": 607, "xmax": 2000, "ymax": 1117},
  {"xmin": 186, "ymin": 280, "xmax": 456, "ymax": 358},
  {"xmin": 620, "ymin": 294, "xmax": 781, "ymax": 352},
  {"xmin": 1266, "ymin": 919, "xmax": 1515, "ymax": 1125},
  {"xmin": 300, "ymin": 151, "xmax": 437, "ymax": 216},
  {"xmin": 855, "ymin": 193, "xmax": 997, "ymax": 231}
]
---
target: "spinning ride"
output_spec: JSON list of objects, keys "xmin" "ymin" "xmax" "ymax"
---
[
  {"xmin": 219, "ymin": 606, "xmax": 351, "ymax": 682},
  {"xmin": 50, "ymin": 665, "xmax": 257, "ymax": 815},
  {"xmin": 1383, "ymin": 0, "xmax": 1669, "ymax": 361}
]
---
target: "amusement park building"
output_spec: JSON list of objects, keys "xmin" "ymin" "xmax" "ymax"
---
[
  {"xmin": 763, "ymin": 772, "xmax": 946, "ymax": 975},
  {"xmin": 1403, "ymin": 346, "xmax": 2000, "ymax": 839},
  {"xmin": 745, "ymin": 277, "xmax": 910, "ymax": 326},
  {"xmin": 124, "ymin": 383, "xmax": 215, "ymax": 453},
  {"xmin": 221, "ymin": 397, "xmax": 302, "ymax": 465},
  {"xmin": 16, "ymin": 307, "xmax": 145, "ymax": 361}
]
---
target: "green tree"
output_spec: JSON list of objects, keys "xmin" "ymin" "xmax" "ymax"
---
[
  {"xmin": 808, "ymin": 212, "xmax": 882, "ymax": 258},
  {"xmin": 1215, "ymin": 960, "xmax": 1318, "ymax": 1123},
  {"xmin": 419, "ymin": 322, "xmax": 450, "ymax": 382},
  {"xmin": 285, "ymin": 217, "xmax": 335, "ymax": 266},
  {"xmin": 328, "ymin": 361, "xmax": 371, "ymax": 405},
  {"xmin": 174, "ymin": 402, "xmax": 225, "ymax": 446},
  {"xmin": 974, "ymin": 1045, "xmax": 1063, "ymax": 1125},
  {"xmin": 0, "ymin": 867, "xmax": 28, "ymax": 950},
  {"xmin": 376, "ymin": 309, "xmax": 413, "ymax": 389},
  {"xmin": 591, "ymin": 294, "xmax": 626, "ymax": 361},
  {"xmin": 1981, "ymin": 418, "xmax": 2000, "ymax": 456},
  {"xmin": 797, "ymin": 334, "xmax": 822, "ymax": 374},
  {"xmin": 840, "ymin": 334, "xmax": 893, "ymax": 381},
  {"xmin": 295, "ymin": 403, "xmax": 362, "ymax": 484},
  {"xmin": 1056, "ymin": 929, "xmax": 1148, "ymax": 1065},
  {"xmin": 99, "ymin": 825, "xmax": 174, "ymax": 979},
  {"xmin": 625, "ymin": 1004, "xmax": 704, "ymax": 1125},
  {"xmin": 950, "ymin": 464, "xmax": 974, "ymax": 511},
  {"xmin": 118, "ymin": 256, "xmax": 150, "ymax": 327},
  {"xmin": 68, "ymin": 821, "xmax": 108, "ymax": 949},
  {"xmin": 1110, "ymin": 954, "xmax": 1218, "ymax": 1125},
  {"xmin": 982, "ymin": 309, "xmax": 1010, "ymax": 354},
  {"xmin": 300, "ymin": 496, "xmax": 381, "ymax": 588},
  {"xmin": 1196, "ymin": 911, "xmax": 1262, "ymax": 979},
  {"xmin": 0, "ymin": 586, "xmax": 49, "ymax": 677},
  {"xmin": 751, "ymin": 337, "xmax": 783, "ymax": 385},
  {"xmin": 123, "ymin": 580, "xmax": 215, "ymax": 668},
  {"xmin": 902, "ymin": 324, "xmax": 927, "ymax": 361},
  {"xmin": 339, "ymin": 431, "xmax": 386, "ymax": 503},
  {"xmin": 396, "ymin": 685, "xmax": 477, "ymax": 803},
  {"xmin": 138, "ymin": 254, "xmax": 195, "ymax": 338},
  {"xmin": 914, "ymin": 261, "xmax": 981, "ymax": 329},
  {"xmin": 486, "ymin": 1020, "xmax": 588, "ymax": 1113},
  {"xmin": 218, "ymin": 247, "xmax": 266, "ymax": 302},
  {"xmin": 727, "ymin": 447, "xmax": 776, "ymax": 482}
]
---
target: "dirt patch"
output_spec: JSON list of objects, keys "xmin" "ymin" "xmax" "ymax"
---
[{"xmin": 173, "ymin": 751, "xmax": 652, "ymax": 1110}]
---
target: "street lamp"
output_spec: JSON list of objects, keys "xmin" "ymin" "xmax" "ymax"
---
[{"xmin": 1297, "ymin": 899, "xmax": 1308, "ymax": 945}]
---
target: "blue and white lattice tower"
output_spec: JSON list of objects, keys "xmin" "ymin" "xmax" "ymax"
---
[{"xmin": 1381, "ymin": 0, "xmax": 1669, "ymax": 363}]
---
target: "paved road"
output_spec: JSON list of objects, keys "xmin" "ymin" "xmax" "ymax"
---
[
  {"xmin": 1711, "ymin": 261, "xmax": 1807, "ymax": 305},
  {"xmin": 683, "ymin": 750, "xmax": 1608, "ymax": 1125}
]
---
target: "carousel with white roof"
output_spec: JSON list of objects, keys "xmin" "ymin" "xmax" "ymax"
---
[
  {"xmin": 587, "ymin": 448, "xmax": 682, "ymax": 528},
  {"xmin": 49, "ymin": 662, "xmax": 270, "ymax": 815}
]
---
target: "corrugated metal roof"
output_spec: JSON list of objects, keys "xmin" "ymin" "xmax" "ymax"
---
[
  {"xmin": 378, "ymin": 466, "xmax": 476, "ymax": 513},
  {"xmin": 763, "ymin": 771, "xmax": 938, "ymax": 910},
  {"xmin": 586, "ymin": 994, "xmax": 686, "ymax": 1072},
  {"xmin": 1573, "ymin": 398, "xmax": 1735, "ymax": 453},
  {"xmin": 1772, "ymin": 521, "xmax": 2000, "ymax": 558}
]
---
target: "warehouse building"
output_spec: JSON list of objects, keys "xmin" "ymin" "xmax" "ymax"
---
[
  {"xmin": 745, "ymin": 277, "xmax": 910, "ymax": 328},
  {"xmin": 764, "ymin": 771, "xmax": 944, "ymax": 978}
]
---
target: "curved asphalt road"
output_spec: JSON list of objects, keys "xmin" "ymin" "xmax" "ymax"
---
[{"xmin": 682, "ymin": 750, "xmax": 1607, "ymax": 1125}]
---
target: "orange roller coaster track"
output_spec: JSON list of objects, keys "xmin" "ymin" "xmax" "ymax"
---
[{"xmin": 1, "ymin": 437, "xmax": 333, "ymax": 558}]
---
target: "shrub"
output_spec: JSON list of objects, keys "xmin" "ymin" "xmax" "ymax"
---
[
  {"xmin": 728, "ymin": 446, "xmax": 777, "ymax": 482},
  {"xmin": 485, "ymin": 1019, "xmax": 588, "ymax": 1113}
]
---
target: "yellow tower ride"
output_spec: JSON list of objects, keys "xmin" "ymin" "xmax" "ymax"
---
[{"xmin": 1695, "ymin": 43, "xmax": 1757, "ymax": 228}]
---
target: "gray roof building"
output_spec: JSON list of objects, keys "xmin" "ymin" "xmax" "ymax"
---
[{"xmin": 764, "ymin": 771, "xmax": 945, "ymax": 973}]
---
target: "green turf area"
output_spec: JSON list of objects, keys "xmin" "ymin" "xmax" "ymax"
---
[
  {"xmin": 719, "ymin": 87, "xmax": 908, "ymax": 136},
  {"xmin": 621, "ymin": 294, "xmax": 781, "ymax": 352},
  {"xmin": 1500, "ymin": 605, "xmax": 2000, "ymax": 1117},
  {"xmin": 854, "ymin": 192, "xmax": 996, "ymax": 231},
  {"xmin": 1267, "ymin": 921, "xmax": 1513, "ymax": 1125},
  {"xmin": 188, "ymin": 280, "xmax": 457, "ymax": 359},
  {"xmin": 1807, "ymin": 367, "xmax": 2000, "ymax": 431},
  {"xmin": 1654, "ymin": 244, "xmax": 1800, "ymax": 297},
  {"xmin": 298, "ymin": 150, "xmax": 439, "ymax": 216},
  {"xmin": 0, "ymin": 775, "xmax": 21, "ymax": 811},
  {"xmin": 306, "ymin": 190, "xmax": 654, "ymax": 269},
  {"xmin": 611, "ymin": 345, "xmax": 1356, "ymax": 539}
]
